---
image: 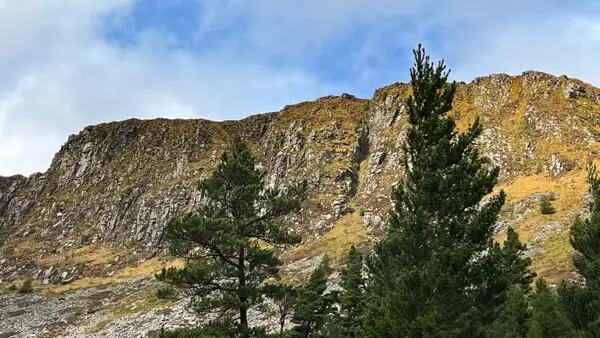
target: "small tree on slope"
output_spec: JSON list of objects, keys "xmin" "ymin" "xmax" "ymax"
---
[
  {"xmin": 157, "ymin": 137, "xmax": 307, "ymax": 337},
  {"xmin": 361, "ymin": 44, "xmax": 512, "ymax": 337}
]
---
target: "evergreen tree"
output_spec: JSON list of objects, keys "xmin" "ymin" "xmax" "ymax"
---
[
  {"xmin": 481, "ymin": 229, "xmax": 535, "ymax": 336},
  {"xmin": 338, "ymin": 246, "xmax": 365, "ymax": 338},
  {"xmin": 499, "ymin": 227, "xmax": 536, "ymax": 291},
  {"xmin": 157, "ymin": 138, "xmax": 307, "ymax": 338},
  {"xmin": 361, "ymin": 44, "xmax": 507, "ymax": 337},
  {"xmin": 486, "ymin": 285, "xmax": 531, "ymax": 338},
  {"xmin": 291, "ymin": 255, "xmax": 336, "ymax": 338},
  {"xmin": 539, "ymin": 195, "xmax": 556, "ymax": 215},
  {"xmin": 558, "ymin": 158, "xmax": 600, "ymax": 335},
  {"xmin": 557, "ymin": 281, "xmax": 597, "ymax": 337},
  {"xmin": 527, "ymin": 279, "xmax": 573, "ymax": 338}
]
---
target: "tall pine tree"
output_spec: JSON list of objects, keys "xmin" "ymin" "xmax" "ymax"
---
[
  {"xmin": 362, "ymin": 44, "xmax": 508, "ymax": 337},
  {"xmin": 338, "ymin": 246, "xmax": 365, "ymax": 337},
  {"xmin": 157, "ymin": 138, "xmax": 307, "ymax": 337}
]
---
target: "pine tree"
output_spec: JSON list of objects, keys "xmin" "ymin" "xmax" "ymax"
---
[
  {"xmin": 557, "ymin": 281, "xmax": 597, "ymax": 337},
  {"xmin": 291, "ymin": 255, "xmax": 335, "ymax": 338},
  {"xmin": 539, "ymin": 195, "xmax": 556, "ymax": 214},
  {"xmin": 361, "ymin": 44, "xmax": 507, "ymax": 337},
  {"xmin": 157, "ymin": 138, "xmax": 307, "ymax": 337},
  {"xmin": 499, "ymin": 227, "xmax": 536, "ymax": 291},
  {"xmin": 486, "ymin": 285, "xmax": 531, "ymax": 338},
  {"xmin": 478, "ymin": 227, "xmax": 535, "ymax": 335},
  {"xmin": 338, "ymin": 246, "xmax": 365, "ymax": 338},
  {"xmin": 527, "ymin": 279, "xmax": 573, "ymax": 338},
  {"xmin": 558, "ymin": 158, "xmax": 600, "ymax": 335}
]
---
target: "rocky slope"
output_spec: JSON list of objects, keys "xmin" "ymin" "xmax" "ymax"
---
[{"xmin": 2, "ymin": 70, "xmax": 600, "ymax": 336}]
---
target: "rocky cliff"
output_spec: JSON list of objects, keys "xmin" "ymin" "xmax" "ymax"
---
[{"xmin": 2, "ymin": 70, "xmax": 600, "ymax": 336}]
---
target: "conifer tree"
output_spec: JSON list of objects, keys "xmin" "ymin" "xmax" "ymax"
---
[
  {"xmin": 478, "ymin": 227, "xmax": 535, "ymax": 335},
  {"xmin": 291, "ymin": 255, "xmax": 335, "ymax": 338},
  {"xmin": 157, "ymin": 138, "xmax": 307, "ymax": 338},
  {"xmin": 338, "ymin": 246, "xmax": 365, "ymax": 338},
  {"xmin": 486, "ymin": 285, "xmax": 531, "ymax": 338},
  {"xmin": 499, "ymin": 227, "xmax": 536, "ymax": 291},
  {"xmin": 527, "ymin": 279, "xmax": 573, "ymax": 338},
  {"xmin": 539, "ymin": 195, "xmax": 556, "ymax": 215},
  {"xmin": 361, "ymin": 44, "xmax": 507, "ymax": 337},
  {"xmin": 558, "ymin": 158, "xmax": 600, "ymax": 335},
  {"xmin": 557, "ymin": 281, "xmax": 597, "ymax": 337}
]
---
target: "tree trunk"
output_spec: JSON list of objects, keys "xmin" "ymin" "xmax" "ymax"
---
[{"xmin": 239, "ymin": 245, "xmax": 249, "ymax": 338}]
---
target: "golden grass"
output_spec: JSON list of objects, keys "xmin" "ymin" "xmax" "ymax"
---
[
  {"xmin": 493, "ymin": 169, "xmax": 591, "ymax": 281},
  {"xmin": 41, "ymin": 258, "xmax": 184, "ymax": 296},
  {"xmin": 37, "ymin": 244, "xmax": 123, "ymax": 267},
  {"xmin": 284, "ymin": 212, "xmax": 368, "ymax": 267}
]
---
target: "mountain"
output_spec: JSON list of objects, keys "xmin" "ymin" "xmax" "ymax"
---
[{"xmin": 1, "ymin": 70, "xmax": 600, "ymax": 336}]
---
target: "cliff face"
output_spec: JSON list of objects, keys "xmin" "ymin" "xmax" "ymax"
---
[{"xmin": 2, "ymin": 71, "xmax": 600, "ymax": 286}]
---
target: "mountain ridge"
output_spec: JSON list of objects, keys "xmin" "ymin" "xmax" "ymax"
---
[{"xmin": 2, "ymin": 69, "xmax": 600, "ymax": 284}]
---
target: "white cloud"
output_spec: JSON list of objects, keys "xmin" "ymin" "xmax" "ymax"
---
[
  {"xmin": 0, "ymin": 1, "xmax": 334, "ymax": 175},
  {"xmin": 0, "ymin": 0, "xmax": 599, "ymax": 175}
]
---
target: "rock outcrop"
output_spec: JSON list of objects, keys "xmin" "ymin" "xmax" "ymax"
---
[{"xmin": 1, "ymin": 70, "xmax": 600, "ymax": 293}]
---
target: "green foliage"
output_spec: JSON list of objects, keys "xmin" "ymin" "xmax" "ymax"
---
[
  {"xmin": 527, "ymin": 279, "xmax": 574, "ymax": 338},
  {"xmin": 486, "ymin": 285, "xmax": 531, "ymax": 338},
  {"xmin": 157, "ymin": 138, "xmax": 307, "ymax": 337},
  {"xmin": 539, "ymin": 195, "xmax": 556, "ymax": 214},
  {"xmin": 338, "ymin": 246, "xmax": 365, "ymax": 338},
  {"xmin": 557, "ymin": 281, "xmax": 598, "ymax": 336},
  {"xmin": 560, "ymin": 158, "xmax": 600, "ymax": 335},
  {"xmin": 362, "ymin": 44, "xmax": 508, "ymax": 337},
  {"xmin": 156, "ymin": 285, "xmax": 177, "ymax": 300},
  {"xmin": 499, "ymin": 227, "xmax": 537, "ymax": 291},
  {"xmin": 291, "ymin": 255, "xmax": 336, "ymax": 337},
  {"xmin": 155, "ymin": 322, "xmax": 239, "ymax": 338},
  {"xmin": 18, "ymin": 278, "xmax": 33, "ymax": 294}
]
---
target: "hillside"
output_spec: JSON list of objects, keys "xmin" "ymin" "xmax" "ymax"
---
[{"xmin": 2, "ymin": 70, "xmax": 600, "ymax": 336}]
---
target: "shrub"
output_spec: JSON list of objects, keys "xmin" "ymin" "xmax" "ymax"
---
[
  {"xmin": 18, "ymin": 278, "xmax": 33, "ymax": 294},
  {"xmin": 539, "ymin": 195, "xmax": 556, "ymax": 214},
  {"xmin": 156, "ymin": 322, "xmax": 237, "ymax": 338},
  {"xmin": 156, "ymin": 285, "xmax": 177, "ymax": 299}
]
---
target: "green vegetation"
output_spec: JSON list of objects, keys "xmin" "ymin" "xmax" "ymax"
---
[
  {"xmin": 556, "ymin": 159, "xmax": 600, "ymax": 336},
  {"xmin": 154, "ymin": 46, "xmax": 600, "ymax": 338},
  {"xmin": 157, "ymin": 137, "xmax": 307, "ymax": 337},
  {"xmin": 290, "ymin": 255, "xmax": 336, "ymax": 337},
  {"xmin": 361, "ymin": 44, "xmax": 519, "ymax": 337},
  {"xmin": 539, "ymin": 195, "xmax": 556, "ymax": 214},
  {"xmin": 337, "ymin": 246, "xmax": 365, "ymax": 338}
]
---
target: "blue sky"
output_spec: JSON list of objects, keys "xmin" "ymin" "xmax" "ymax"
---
[{"xmin": 1, "ymin": 0, "xmax": 600, "ymax": 175}]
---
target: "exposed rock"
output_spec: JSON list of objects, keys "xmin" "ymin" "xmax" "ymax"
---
[
  {"xmin": 0, "ymin": 71, "xmax": 599, "ymax": 335},
  {"xmin": 564, "ymin": 82, "xmax": 585, "ymax": 99}
]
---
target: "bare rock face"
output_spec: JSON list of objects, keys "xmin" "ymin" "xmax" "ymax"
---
[{"xmin": 1, "ymin": 71, "xmax": 600, "ymax": 287}]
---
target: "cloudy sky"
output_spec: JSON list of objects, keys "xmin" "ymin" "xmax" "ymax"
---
[{"xmin": 1, "ymin": 0, "xmax": 599, "ymax": 175}]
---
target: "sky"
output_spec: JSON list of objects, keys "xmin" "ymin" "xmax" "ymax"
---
[{"xmin": 1, "ymin": 0, "xmax": 600, "ymax": 175}]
